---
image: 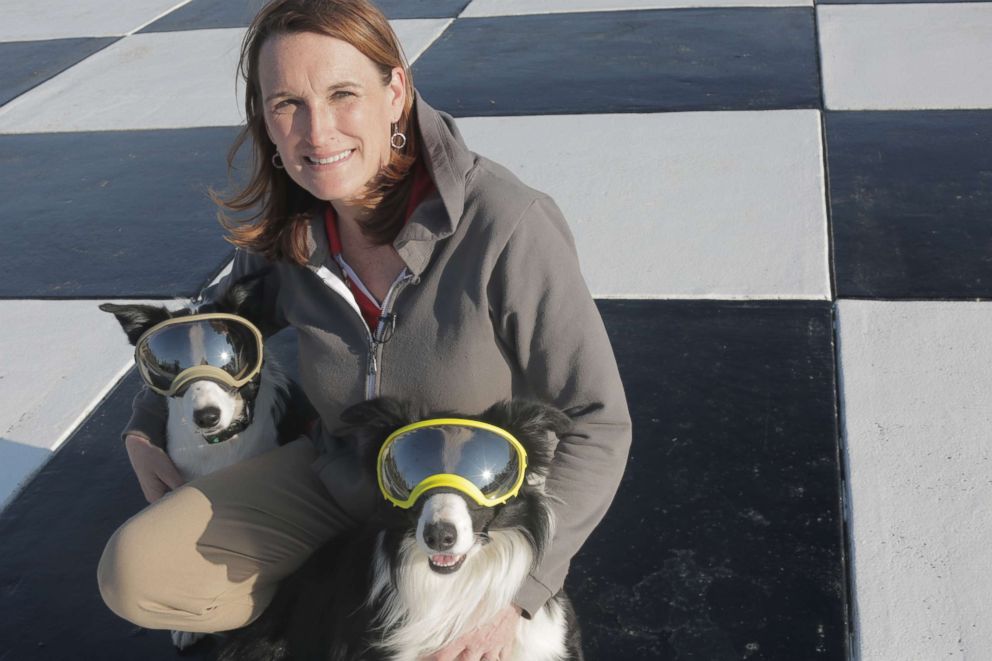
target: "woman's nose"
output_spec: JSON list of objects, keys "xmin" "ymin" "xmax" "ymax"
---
[{"xmin": 304, "ymin": 105, "xmax": 333, "ymax": 146}]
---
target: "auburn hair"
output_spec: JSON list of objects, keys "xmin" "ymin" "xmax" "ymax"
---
[{"xmin": 214, "ymin": 0, "xmax": 419, "ymax": 264}]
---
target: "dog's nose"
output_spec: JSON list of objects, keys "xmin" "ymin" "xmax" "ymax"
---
[
  {"xmin": 194, "ymin": 407, "xmax": 221, "ymax": 428},
  {"xmin": 423, "ymin": 521, "xmax": 458, "ymax": 551}
]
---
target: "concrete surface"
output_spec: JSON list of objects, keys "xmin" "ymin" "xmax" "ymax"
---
[
  {"xmin": 459, "ymin": 110, "xmax": 830, "ymax": 298},
  {"xmin": 819, "ymin": 3, "xmax": 992, "ymax": 110},
  {"xmin": 0, "ymin": 299, "xmax": 185, "ymax": 510},
  {"xmin": 837, "ymin": 300, "xmax": 992, "ymax": 659},
  {"xmin": 2, "ymin": 0, "xmax": 992, "ymax": 659},
  {"xmin": 0, "ymin": 20, "xmax": 451, "ymax": 132}
]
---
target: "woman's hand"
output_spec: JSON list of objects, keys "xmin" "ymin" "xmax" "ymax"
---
[
  {"xmin": 421, "ymin": 604, "xmax": 521, "ymax": 661},
  {"xmin": 124, "ymin": 434, "xmax": 186, "ymax": 503}
]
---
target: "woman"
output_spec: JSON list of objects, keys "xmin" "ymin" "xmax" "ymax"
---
[{"xmin": 97, "ymin": 1, "xmax": 631, "ymax": 659}]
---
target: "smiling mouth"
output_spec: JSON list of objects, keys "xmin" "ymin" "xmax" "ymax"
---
[
  {"xmin": 428, "ymin": 553, "xmax": 466, "ymax": 574},
  {"xmin": 304, "ymin": 149, "xmax": 353, "ymax": 166}
]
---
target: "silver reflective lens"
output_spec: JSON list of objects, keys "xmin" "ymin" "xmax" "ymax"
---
[
  {"xmin": 136, "ymin": 316, "xmax": 261, "ymax": 393},
  {"xmin": 380, "ymin": 426, "xmax": 521, "ymax": 501}
]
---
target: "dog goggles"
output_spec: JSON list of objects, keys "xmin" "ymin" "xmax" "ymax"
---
[
  {"xmin": 133, "ymin": 313, "xmax": 264, "ymax": 396},
  {"xmin": 377, "ymin": 419, "xmax": 528, "ymax": 509}
]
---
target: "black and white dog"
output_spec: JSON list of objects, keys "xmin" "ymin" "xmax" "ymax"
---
[
  {"xmin": 216, "ymin": 397, "xmax": 584, "ymax": 661},
  {"xmin": 101, "ymin": 273, "xmax": 312, "ymax": 650},
  {"xmin": 101, "ymin": 273, "xmax": 309, "ymax": 481}
]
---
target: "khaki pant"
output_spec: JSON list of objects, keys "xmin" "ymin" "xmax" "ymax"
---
[{"xmin": 97, "ymin": 439, "xmax": 357, "ymax": 632}]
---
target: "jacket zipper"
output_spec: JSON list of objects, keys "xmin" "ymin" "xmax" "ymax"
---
[
  {"xmin": 311, "ymin": 258, "xmax": 417, "ymax": 399},
  {"xmin": 366, "ymin": 271, "xmax": 414, "ymax": 399}
]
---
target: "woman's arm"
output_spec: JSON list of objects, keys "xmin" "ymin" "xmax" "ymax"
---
[{"xmin": 488, "ymin": 194, "xmax": 633, "ymax": 617}]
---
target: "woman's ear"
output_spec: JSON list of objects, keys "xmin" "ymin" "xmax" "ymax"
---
[{"xmin": 387, "ymin": 66, "xmax": 407, "ymax": 123}]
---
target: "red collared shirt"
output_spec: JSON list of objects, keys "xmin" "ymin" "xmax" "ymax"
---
[{"xmin": 324, "ymin": 161, "xmax": 435, "ymax": 332}]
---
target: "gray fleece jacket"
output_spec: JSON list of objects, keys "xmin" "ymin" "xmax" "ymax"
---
[{"xmin": 124, "ymin": 93, "xmax": 632, "ymax": 616}]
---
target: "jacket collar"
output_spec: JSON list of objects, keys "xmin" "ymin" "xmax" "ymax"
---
[{"xmin": 304, "ymin": 91, "xmax": 474, "ymax": 276}]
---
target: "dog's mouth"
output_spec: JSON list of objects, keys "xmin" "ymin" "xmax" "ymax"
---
[{"xmin": 428, "ymin": 553, "xmax": 466, "ymax": 574}]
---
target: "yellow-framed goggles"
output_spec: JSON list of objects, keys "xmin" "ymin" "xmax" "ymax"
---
[
  {"xmin": 377, "ymin": 418, "xmax": 528, "ymax": 509},
  {"xmin": 133, "ymin": 313, "xmax": 264, "ymax": 397}
]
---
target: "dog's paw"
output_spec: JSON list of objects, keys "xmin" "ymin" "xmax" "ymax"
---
[{"xmin": 171, "ymin": 629, "xmax": 206, "ymax": 650}]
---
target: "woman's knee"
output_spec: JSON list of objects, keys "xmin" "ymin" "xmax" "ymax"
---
[
  {"xmin": 96, "ymin": 488, "xmax": 218, "ymax": 628},
  {"xmin": 97, "ymin": 512, "xmax": 278, "ymax": 632},
  {"xmin": 97, "ymin": 518, "xmax": 156, "ymax": 626}
]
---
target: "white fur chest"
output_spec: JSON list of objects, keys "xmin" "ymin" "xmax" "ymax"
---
[{"xmin": 370, "ymin": 531, "xmax": 568, "ymax": 661}]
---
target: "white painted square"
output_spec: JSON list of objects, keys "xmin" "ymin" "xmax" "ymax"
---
[
  {"xmin": 818, "ymin": 4, "xmax": 992, "ymax": 110},
  {"xmin": 461, "ymin": 0, "xmax": 809, "ymax": 17},
  {"xmin": 0, "ymin": 299, "xmax": 185, "ymax": 510},
  {"xmin": 0, "ymin": 28, "xmax": 246, "ymax": 133},
  {"xmin": 395, "ymin": 18, "xmax": 452, "ymax": 63},
  {"xmin": 458, "ymin": 111, "xmax": 829, "ymax": 299},
  {"xmin": 836, "ymin": 300, "xmax": 992, "ymax": 659},
  {"xmin": 0, "ymin": 0, "xmax": 188, "ymax": 42},
  {"xmin": 0, "ymin": 19, "xmax": 451, "ymax": 133}
]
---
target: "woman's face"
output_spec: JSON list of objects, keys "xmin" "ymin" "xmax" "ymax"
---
[{"xmin": 258, "ymin": 31, "xmax": 406, "ymax": 207}]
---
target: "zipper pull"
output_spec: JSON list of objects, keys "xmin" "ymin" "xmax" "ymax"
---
[
  {"xmin": 368, "ymin": 341, "xmax": 378, "ymax": 376},
  {"xmin": 375, "ymin": 313, "xmax": 398, "ymax": 343}
]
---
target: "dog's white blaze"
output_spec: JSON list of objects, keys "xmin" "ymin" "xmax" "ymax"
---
[
  {"xmin": 182, "ymin": 380, "xmax": 239, "ymax": 429},
  {"xmin": 369, "ymin": 528, "xmax": 539, "ymax": 661},
  {"xmin": 165, "ymin": 362, "xmax": 285, "ymax": 480},
  {"xmin": 416, "ymin": 493, "xmax": 475, "ymax": 557}
]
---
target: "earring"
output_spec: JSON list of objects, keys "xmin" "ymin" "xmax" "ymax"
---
[
  {"xmin": 271, "ymin": 152, "xmax": 284, "ymax": 169},
  {"xmin": 390, "ymin": 123, "xmax": 407, "ymax": 150}
]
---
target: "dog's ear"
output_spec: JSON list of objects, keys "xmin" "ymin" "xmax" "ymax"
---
[
  {"xmin": 480, "ymin": 400, "xmax": 572, "ymax": 481},
  {"xmin": 335, "ymin": 397, "xmax": 412, "ymax": 443},
  {"xmin": 99, "ymin": 303, "xmax": 172, "ymax": 345},
  {"xmin": 212, "ymin": 269, "xmax": 279, "ymax": 335}
]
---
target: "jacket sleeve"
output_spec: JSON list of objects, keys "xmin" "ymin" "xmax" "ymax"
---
[
  {"xmin": 489, "ymin": 195, "xmax": 633, "ymax": 617},
  {"xmin": 122, "ymin": 248, "xmax": 285, "ymax": 447}
]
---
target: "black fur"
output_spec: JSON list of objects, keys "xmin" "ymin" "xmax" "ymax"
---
[
  {"xmin": 97, "ymin": 303, "xmax": 171, "ymax": 345},
  {"xmin": 99, "ymin": 269, "xmax": 275, "ymax": 345},
  {"xmin": 215, "ymin": 397, "xmax": 584, "ymax": 661}
]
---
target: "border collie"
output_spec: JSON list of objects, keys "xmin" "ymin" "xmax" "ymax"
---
[
  {"xmin": 216, "ymin": 397, "xmax": 584, "ymax": 661},
  {"xmin": 100, "ymin": 272, "xmax": 312, "ymax": 649}
]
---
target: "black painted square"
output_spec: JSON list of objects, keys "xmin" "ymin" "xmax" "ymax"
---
[
  {"xmin": 0, "ymin": 328, "xmax": 301, "ymax": 660},
  {"xmin": 372, "ymin": 0, "xmax": 470, "ymax": 18},
  {"xmin": 141, "ymin": 0, "xmax": 269, "ymax": 32},
  {"xmin": 0, "ymin": 38, "xmax": 116, "ymax": 107},
  {"xmin": 826, "ymin": 110, "xmax": 992, "ymax": 299},
  {"xmin": 0, "ymin": 371, "xmax": 205, "ymax": 661},
  {"xmin": 412, "ymin": 8, "xmax": 821, "ymax": 116},
  {"xmin": 0, "ymin": 128, "xmax": 246, "ymax": 298},
  {"xmin": 569, "ymin": 300, "xmax": 848, "ymax": 660},
  {"xmin": 818, "ymin": 0, "xmax": 983, "ymax": 4},
  {"xmin": 142, "ymin": 0, "xmax": 468, "ymax": 31},
  {"xmin": 0, "ymin": 302, "xmax": 847, "ymax": 660}
]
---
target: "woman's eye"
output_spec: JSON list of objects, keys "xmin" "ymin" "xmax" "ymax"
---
[
  {"xmin": 272, "ymin": 100, "xmax": 297, "ymax": 113},
  {"xmin": 332, "ymin": 90, "xmax": 354, "ymax": 100}
]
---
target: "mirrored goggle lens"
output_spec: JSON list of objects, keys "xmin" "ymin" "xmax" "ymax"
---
[
  {"xmin": 380, "ymin": 426, "xmax": 522, "ymax": 502},
  {"xmin": 137, "ymin": 319, "xmax": 260, "ymax": 391}
]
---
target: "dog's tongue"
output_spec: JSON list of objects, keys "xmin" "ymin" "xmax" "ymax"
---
[{"xmin": 431, "ymin": 554, "xmax": 458, "ymax": 566}]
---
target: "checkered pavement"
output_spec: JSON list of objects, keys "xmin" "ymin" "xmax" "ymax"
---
[{"xmin": 1, "ymin": 1, "xmax": 991, "ymax": 658}]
